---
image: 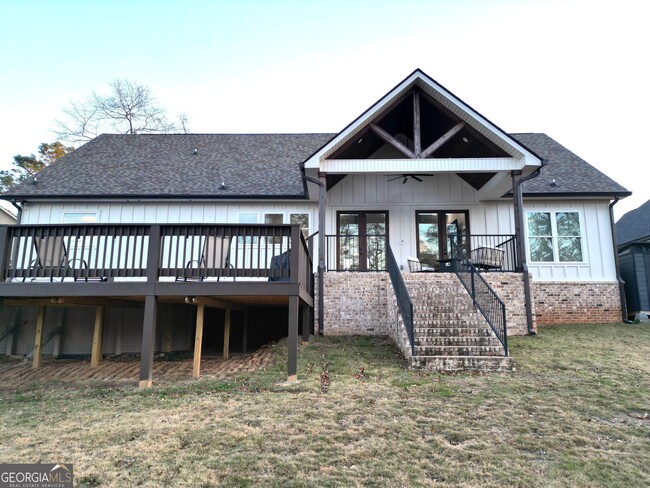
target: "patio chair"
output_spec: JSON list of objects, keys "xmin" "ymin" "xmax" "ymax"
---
[
  {"xmin": 177, "ymin": 235, "xmax": 235, "ymax": 282},
  {"xmin": 407, "ymin": 256, "xmax": 435, "ymax": 273},
  {"xmin": 470, "ymin": 246, "xmax": 505, "ymax": 270},
  {"xmin": 27, "ymin": 236, "xmax": 94, "ymax": 282},
  {"xmin": 269, "ymin": 249, "xmax": 290, "ymax": 282}
]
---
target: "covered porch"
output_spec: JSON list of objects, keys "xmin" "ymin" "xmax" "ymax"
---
[{"xmin": 0, "ymin": 223, "xmax": 314, "ymax": 387}]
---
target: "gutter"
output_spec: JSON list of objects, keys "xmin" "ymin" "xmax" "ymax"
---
[
  {"xmin": 609, "ymin": 197, "xmax": 629, "ymax": 322},
  {"xmin": 303, "ymin": 175, "xmax": 326, "ymax": 335},
  {"xmin": 512, "ymin": 160, "xmax": 547, "ymax": 335},
  {"xmin": 10, "ymin": 200, "xmax": 23, "ymax": 224}
]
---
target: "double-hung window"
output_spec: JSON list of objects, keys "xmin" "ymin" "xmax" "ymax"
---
[{"xmin": 527, "ymin": 211, "xmax": 584, "ymax": 263}]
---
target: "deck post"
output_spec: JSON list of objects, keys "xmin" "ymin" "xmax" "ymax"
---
[
  {"xmin": 242, "ymin": 311, "xmax": 248, "ymax": 354},
  {"xmin": 32, "ymin": 306, "xmax": 45, "ymax": 369},
  {"xmin": 51, "ymin": 308, "xmax": 66, "ymax": 358},
  {"xmin": 5, "ymin": 308, "xmax": 20, "ymax": 355},
  {"xmin": 301, "ymin": 305, "xmax": 310, "ymax": 345},
  {"xmin": 138, "ymin": 295, "xmax": 158, "ymax": 388},
  {"xmin": 287, "ymin": 295, "xmax": 299, "ymax": 382},
  {"xmin": 192, "ymin": 304, "xmax": 204, "ymax": 378},
  {"xmin": 223, "ymin": 308, "xmax": 231, "ymax": 359},
  {"xmin": 90, "ymin": 306, "xmax": 105, "ymax": 367}
]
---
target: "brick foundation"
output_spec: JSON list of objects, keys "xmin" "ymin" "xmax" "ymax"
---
[
  {"xmin": 483, "ymin": 273, "xmax": 535, "ymax": 335},
  {"xmin": 532, "ymin": 281, "xmax": 622, "ymax": 325}
]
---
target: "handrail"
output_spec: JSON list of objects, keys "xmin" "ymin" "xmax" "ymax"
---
[
  {"xmin": 386, "ymin": 244, "xmax": 414, "ymax": 355},
  {"xmin": 453, "ymin": 251, "xmax": 508, "ymax": 355}
]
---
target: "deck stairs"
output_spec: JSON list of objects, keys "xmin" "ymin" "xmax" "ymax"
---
[{"xmin": 402, "ymin": 273, "xmax": 513, "ymax": 372}]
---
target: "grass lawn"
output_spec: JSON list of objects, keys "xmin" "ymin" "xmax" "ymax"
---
[{"xmin": 1, "ymin": 323, "xmax": 649, "ymax": 487}]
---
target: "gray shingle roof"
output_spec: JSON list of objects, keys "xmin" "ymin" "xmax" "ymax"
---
[
  {"xmin": 616, "ymin": 198, "xmax": 650, "ymax": 246},
  {"xmin": 3, "ymin": 133, "xmax": 334, "ymax": 198},
  {"xmin": 510, "ymin": 133, "xmax": 630, "ymax": 196},
  {"xmin": 1, "ymin": 132, "xmax": 628, "ymax": 200}
]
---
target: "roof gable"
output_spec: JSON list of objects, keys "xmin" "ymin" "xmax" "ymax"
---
[
  {"xmin": 617, "ymin": 198, "xmax": 650, "ymax": 246},
  {"xmin": 304, "ymin": 69, "xmax": 542, "ymax": 170}
]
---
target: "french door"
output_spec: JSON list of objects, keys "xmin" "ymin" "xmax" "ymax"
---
[
  {"xmin": 337, "ymin": 211, "xmax": 388, "ymax": 271},
  {"xmin": 416, "ymin": 211, "xmax": 469, "ymax": 269}
]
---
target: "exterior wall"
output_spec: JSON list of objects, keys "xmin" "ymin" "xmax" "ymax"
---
[
  {"xmin": 319, "ymin": 272, "xmax": 390, "ymax": 335},
  {"xmin": 532, "ymin": 281, "xmax": 622, "ymax": 325},
  {"xmin": 0, "ymin": 303, "xmax": 194, "ymax": 357}
]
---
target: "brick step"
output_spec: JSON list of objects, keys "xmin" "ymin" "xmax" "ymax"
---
[
  {"xmin": 414, "ymin": 311, "xmax": 484, "ymax": 320},
  {"xmin": 413, "ymin": 305, "xmax": 476, "ymax": 314},
  {"xmin": 414, "ymin": 327, "xmax": 493, "ymax": 337},
  {"xmin": 413, "ymin": 345, "xmax": 505, "ymax": 356},
  {"xmin": 413, "ymin": 316, "xmax": 489, "ymax": 329},
  {"xmin": 410, "ymin": 355, "xmax": 514, "ymax": 372},
  {"xmin": 414, "ymin": 336, "xmax": 501, "ymax": 347}
]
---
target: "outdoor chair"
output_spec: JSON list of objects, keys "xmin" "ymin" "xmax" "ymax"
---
[
  {"xmin": 407, "ymin": 256, "xmax": 435, "ymax": 273},
  {"xmin": 26, "ymin": 236, "xmax": 98, "ymax": 282},
  {"xmin": 269, "ymin": 249, "xmax": 290, "ymax": 282},
  {"xmin": 177, "ymin": 235, "xmax": 235, "ymax": 282},
  {"xmin": 470, "ymin": 246, "xmax": 505, "ymax": 270}
]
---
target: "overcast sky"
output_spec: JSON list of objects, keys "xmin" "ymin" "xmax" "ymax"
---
[{"xmin": 1, "ymin": 0, "xmax": 648, "ymax": 219}]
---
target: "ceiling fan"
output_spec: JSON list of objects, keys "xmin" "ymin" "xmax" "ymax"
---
[{"xmin": 387, "ymin": 174, "xmax": 433, "ymax": 184}]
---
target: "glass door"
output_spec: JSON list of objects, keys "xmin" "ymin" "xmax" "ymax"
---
[
  {"xmin": 416, "ymin": 211, "xmax": 468, "ymax": 269},
  {"xmin": 337, "ymin": 211, "xmax": 388, "ymax": 271}
]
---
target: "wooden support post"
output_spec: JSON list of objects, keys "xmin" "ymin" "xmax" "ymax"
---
[
  {"xmin": 138, "ymin": 295, "xmax": 158, "ymax": 388},
  {"xmin": 90, "ymin": 306, "xmax": 104, "ymax": 368},
  {"xmin": 6, "ymin": 308, "xmax": 20, "ymax": 356},
  {"xmin": 302, "ymin": 305, "xmax": 310, "ymax": 345},
  {"xmin": 192, "ymin": 304, "xmax": 204, "ymax": 378},
  {"xmin": 413, "ymin": 91, "xmax": 421, "ymax": 157},
  {"xmin": 242, "ymin": 311, "xmax": 248, "ymax": 354},
  {"xmin": 32, "ymin": 307, "xmax": 45, "ymax": 369},
  {"xmin": 287, "ymin": 296, "xmax": 299, "ymax": 382},
  {"xmin": 223, "ymin": 308, "xmax": 231, "ymax": 360},
  {"xmin": 51, "ymin": 308, "xmax": 66, "ymax": 358}
]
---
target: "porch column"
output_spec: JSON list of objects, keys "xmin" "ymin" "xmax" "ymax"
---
[
  {"xmin": 512, "ymin": 171, "xmax": 535, "ymax": 334},
  {"xmin": 32, "ymin": 306, "xmax": 46, "ymax": 369},
  {"xmin": 192, "ymin": 304, "xmax": 205, "ymax": 378},
  {"xmin": 90, "ymin": 306, "xmax": 105, "ymax": 368},
  {"xmin": 5, "ymin": 308, "xmax": 20, "ymax": 356},
  {"xmin": 223, "ymin": 308, "xmax": 231, "ymax": 360},
  {"xmin": 301, "ymin": 305, "xmax": 310, "ymax": 345},
  {"xmin": 287, "ymin": 296, "xmax": 299, "ymax": 382},
  {"xmin": 138, "ymin": 295, "xmax": 158, "ymax": 388}
]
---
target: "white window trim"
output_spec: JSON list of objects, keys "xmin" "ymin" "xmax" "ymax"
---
[
  {"xmin": 526, "ymin": 210, "xmax": 587, "ymax": 265},
  {"xmin": 63, "ymin": 211, "xmax": 99, "ymax": 224}
]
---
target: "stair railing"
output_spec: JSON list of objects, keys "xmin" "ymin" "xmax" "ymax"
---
[
  {"xmin": 451, "ymin": 241, "xmax": 508, "ymax": 356},
  {"xmin": 386, "ymin": 244, "xmax": 414, "ymax": 355}
]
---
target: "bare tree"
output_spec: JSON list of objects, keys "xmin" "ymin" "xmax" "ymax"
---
[{"xmin": 55, "ymin": 79, "xmax": 189, "ymax": 144}]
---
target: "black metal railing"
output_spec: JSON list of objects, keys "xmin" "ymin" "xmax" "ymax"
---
[
  {"xmin": 459, "ymin": 234, "xmax": 518, "ymax": 272},
  {"xmin": 452, "ymin": 241, "xmax": 508, "ymax": 355},
  {"xmin": 0, "ymin": 224, "xmax": 312, "ymax": 294},
  {"xmin": 386, "ymin": 244, "xmax": 414, "ymax": 355},
  {"xmin": 325, "ymin": 234, "xmax": 387, "ymax": 271}
]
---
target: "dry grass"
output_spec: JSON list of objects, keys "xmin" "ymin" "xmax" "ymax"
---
[{"xmin": 1, "ymin": 323, "xmax": 649, "ymax": 487}]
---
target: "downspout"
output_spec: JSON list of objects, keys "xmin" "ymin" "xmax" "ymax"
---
[
  {"xmin": 512, "ymin": 159, "xmax": 547, "ymax": 335},
  {"xmin": 609, "ymin": 197, "xmax": 629, "ymax": 322},
  {"xmin": 10, "ymin": 200, "xmax": 23, "ymax": 224},
  {"xmin": 304, "ymin": 175, "xmax": 326, "ymax": 335}
]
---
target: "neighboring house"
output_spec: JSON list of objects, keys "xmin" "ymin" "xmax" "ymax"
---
[
  {"xmin": 0, "ymin": 205, "xmax": 16, "ymax": 225},
  {"xmin": 0, "ymin": 69, "xmax": 630, "ymax": 385},
  {"xmin": 616, "ymin": 199, "xmax": 650, "ymax": 319}
]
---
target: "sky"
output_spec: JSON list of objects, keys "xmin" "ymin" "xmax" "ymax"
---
[{"xmin": 0, "ymin": 0, "xmax": 648, "ymax": 220}]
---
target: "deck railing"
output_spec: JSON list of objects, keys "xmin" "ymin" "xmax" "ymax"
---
[
  {"xmin": 0, "ymin": 224, "xmax": 312, "ymax": 292},
  {"xmin": 386, "ymin": 244, "xmax": 414, "ymax": 355}
]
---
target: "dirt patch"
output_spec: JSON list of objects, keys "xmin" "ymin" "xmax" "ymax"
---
[{"xmin": 0, "ymin": 346, "xmax": 273, "ymax": 390}]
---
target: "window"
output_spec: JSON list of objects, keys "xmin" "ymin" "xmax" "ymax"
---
[
  {"xmin": 63, "ymin": 212, "xmax": 97, "ymax": 223},
  {"xmin": 290, "ymin": 213, "xmax": 309, "ymax": 239},
  {"xmin": 238, "ymin": 212, "xmax": 258, "ymax": 244},
  {"xmin": 264, "ymin": 213, "xmax": 284, "ymax": 244},
  {"xmin": 527, "ymin": 211, "xmax": 584, "ymax": 263}
]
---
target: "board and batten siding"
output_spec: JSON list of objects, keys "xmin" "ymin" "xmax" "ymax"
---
[{"xmin": 21, "ymin": 202, "xmax": 318, "ymax": 227}]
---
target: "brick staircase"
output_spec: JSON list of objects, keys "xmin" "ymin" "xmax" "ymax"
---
[{"xmin": 402, "ymin": 273, "xmax": 513, "ymax": 372}]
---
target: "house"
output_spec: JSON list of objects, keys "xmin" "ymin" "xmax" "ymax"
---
[
  {"xmin": 616, "ymin": 199, "xmax": 650, "ymax": 319},
  {"xmin": 0, "ymin": 69, "xmax": 630, "ymax": 385},
  {"xmin": 0, "ymin": 205, "xmax": 16, "ymax": 225}
]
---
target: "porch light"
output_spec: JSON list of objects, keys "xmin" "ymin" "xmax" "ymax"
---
[{"xmin": 462, "ymin": 137, "xmax": 469, "ymax": 143}]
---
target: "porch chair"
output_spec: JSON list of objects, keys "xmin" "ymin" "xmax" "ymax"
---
[
  {"xmin": 407, "ymin": 256, "xmax": 435, "ymax": 273},
  {"xmin": 470, "ymin": 246, "xmax": 505, "ymax": 271},
  {"xmin": 27, "ymin": 236, "xmax": 95, "ymax": 282},
  {"xmin": 177, "ymin": 235, "xmax": 235, "ymax": 282}
]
